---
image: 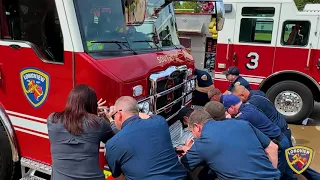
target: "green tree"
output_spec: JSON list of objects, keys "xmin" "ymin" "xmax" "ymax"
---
[
  {"xmin": 173, "ymin": 1, "xmax": 202, "ymax": 12},
  {"xmin": 295, "ymin": 0, "xmax": 320, "ymax": 10}
]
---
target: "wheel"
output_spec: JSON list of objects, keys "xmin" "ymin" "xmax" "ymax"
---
[
  {"xmin": 266, "ymin": 81, "xmax": 314, "ymax": 124},
  {"xmin": 0, "ymin": 122, "xmax": 18, "ymax": 180}
]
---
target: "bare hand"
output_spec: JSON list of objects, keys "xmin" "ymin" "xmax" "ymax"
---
[
  {"xmin": 185, "ymin": 138, "xmax": 194, "ymax": 147},
  {"xmin": 176, "ymin": 138, "xmax": 194, "ymax": 155},
  {"xmin": 97, "ymin": 98, "xmax": 107, "ymax": 109},
  {"xmin": 225, "ymin": 112, "xmax": 231, "ymax": 118},
  {"xmin": 176, "ymin": 145, "xmax": 191, "ymax": 155},
  {"xmin": 104, "ymin": 106, "xmax": 116, "ymax": 122}
]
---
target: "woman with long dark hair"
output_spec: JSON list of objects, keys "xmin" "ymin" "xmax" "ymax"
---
[{"xmin": 47, "ymin": 84, "xmax": 114, "ymax": 180}]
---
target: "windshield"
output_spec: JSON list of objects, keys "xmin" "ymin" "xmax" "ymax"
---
[{"xmin": 74, "ymin": 0, "xmax": 181, "ymax": 54}]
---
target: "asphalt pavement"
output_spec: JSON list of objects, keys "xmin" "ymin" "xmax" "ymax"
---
[
  {"xmin": 288, "ymin": 102, "xmax": 320, "ymax": 180},
  {"xmin": 289, "ymin": 102, "xmax": 320, "ymax": 173}
]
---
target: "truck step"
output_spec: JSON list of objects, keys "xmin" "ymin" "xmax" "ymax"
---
[
  {"xmin": 20, "ymin": 175, "xmax": 47, "ymax": 180},
  {"xmin": 20, "ymin": 157, "xmax": 52, "ymax": 175}
]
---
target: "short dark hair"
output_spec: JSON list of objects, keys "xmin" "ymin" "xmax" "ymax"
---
[
  {"xmin": 188, "ymin": 109, "xmax": 212, "ymax": 128},
  {"xmin": 204, "ymin": 101, "xmax": 226, "ymax": 120}
]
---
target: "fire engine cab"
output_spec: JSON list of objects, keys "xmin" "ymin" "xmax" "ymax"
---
[
  {"xmin": 214, "ymin": 0, "xmax": 320, "ymax": 124},
  {"xmin": 0, "ymin": 0, "xmax": 224, "ymax": 179}
]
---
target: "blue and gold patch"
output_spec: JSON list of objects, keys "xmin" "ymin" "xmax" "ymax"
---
[
  {"xmin": 20, "ymin": 68, "xmax": 50, "ymax": 108},
  {"xmin": 285, "ymin": 146, "xmax": 314, "ymax": 174}
]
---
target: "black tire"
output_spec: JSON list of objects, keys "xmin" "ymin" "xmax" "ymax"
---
[
  {"xmin": 266, "ymin": 81, "xmax": 314, "ymax": 124},
  {"xmin": 0, "ymin": 122, "xmax": 17, "ymax": 180}
]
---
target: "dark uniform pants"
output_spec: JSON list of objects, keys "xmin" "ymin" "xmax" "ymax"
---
[
  {"xmin": 277, "ymin": 134, "xmax": 297, "ymax": 180},
  {"xmin": 282, "ymin": 127, "xmax": 292, "ymax": 146}
]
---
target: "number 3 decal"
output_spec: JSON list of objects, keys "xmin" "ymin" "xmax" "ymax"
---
[{"xmin": 246, "ymin": 52, "xmax": 259, "ymax": 70}]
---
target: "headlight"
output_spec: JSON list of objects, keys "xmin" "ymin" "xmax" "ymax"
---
[{"xmin": 138, "ymin": 100, "xmax": 152, "ymax": 115}]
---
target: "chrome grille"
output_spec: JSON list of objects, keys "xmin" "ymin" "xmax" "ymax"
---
[
  {"xmin": 148, "ymin": 65, "xmax": 192, "ymax": 121},
  {"xmin": 155, "ymin": 71, "xmax": 185, "ymax": 119}
]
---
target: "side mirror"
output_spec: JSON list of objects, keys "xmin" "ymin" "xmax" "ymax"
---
[
  {"xmin": 123, "ymin": 0, "xmax": 146, "ymax": 25},
  {"xmin": 171, "ymin": 0, "xmax": 225, "ymax": 31},
  {"xmin": 215, "ymin": 1, "xmax": 225, "ymax": 31}
]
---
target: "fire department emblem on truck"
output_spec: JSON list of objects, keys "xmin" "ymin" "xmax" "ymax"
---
[
  {"xmin": 20, "ymin": 68, "xmax": 50, "ymax": 108},
  {"xmin": 285, "ymin": 146, "xmax": 314, "ymax": 174}
]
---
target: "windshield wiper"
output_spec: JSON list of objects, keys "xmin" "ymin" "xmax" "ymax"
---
[
  {"xmin": 91, "ymin": 41, "xmax": 126, "ymax": 49},
  {"xmin": 91, "ymin": 40, "xmax": 137, "ymax": 55},
  {"xmin": 123, "ymin": 37, "xmax": 138, "ymax": 55},
  {"xmin": 131, "ymin": 40, "xmax": 163, "ymax": 51}
]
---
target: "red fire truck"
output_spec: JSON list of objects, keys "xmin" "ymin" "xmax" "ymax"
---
[
  {"xmin": 214, "ymin": 0, "xmax": 320, "ymax": 124},
  {"xmin": 0, "ymin": 0, "xmax": 224, "ymax": 179}
]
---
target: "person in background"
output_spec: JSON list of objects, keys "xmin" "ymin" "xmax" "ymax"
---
[
  {"xmin": 47, "ymin": 84, "xmax": 115, "ymax": 180},
  {"xmin": 177, "ymin": 109, "xmax": 281, "ymax": 180},
  {"xmin": 170, "ymin": 107, "xmax": 194, "ymax": 149},
  {"xmin": 233, "ymin": 85, "xmax": 320, "ymax": 180},
  {"xmin": 222, "ymin": 66, "xmax": 251, "ymax": 94},
  {"xmin": 222, "ymin": 94, "xmax": 297, "ymax": 180},
  {"xmin": 175, "ymin": 106, "xmax": 194, "ymax": 128},
  {"xmin": 192, "ymin": 69, "xmax": 215, "ymax": 106},
  {"xmin": 105, "ymin": 96, "xmax": 186, "ymax": 180},
  {"xmin": 207, "ymin": 87, "xmax": 223, "ymax": 103}
]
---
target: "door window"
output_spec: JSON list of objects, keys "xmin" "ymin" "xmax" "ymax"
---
[
  {"xmin": 1, "ymin": 0, "xmax": 64, "ymax": 62},
  {"xmin": 281, "ymin": 21, "xmax": 311, "ymax": 46},
  {"xmin": 239, "ymin": 7, "xmax": 275, "ymax": 44},
  {"xmin": 241, "ymin": 7, "xmax": 275, "ymax": 17}
]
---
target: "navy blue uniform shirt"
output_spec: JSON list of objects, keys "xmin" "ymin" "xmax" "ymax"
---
[
  {"xmin": 193, "ymin": 69, "xmax": 213, "ymax": 106},
  {"xmin": 250, "ymin": 90, "xmax": 266, "ymax": 96},
  {"xmin": 193, "ymin": 90, "xmax": 210, "ymax": 106},
  {"xmin": 236, "ymin": 103, "xmax": 281, "ymax": 139},
  {"xmin": 180, "ymin": 120, "xmax": 281, "ymax": 180},
  {"xmin": 246, "ymin": 92, "xmax": 288, "ymax": 133},
  {"xmin": 194, "ymin": 69, "xmax": 213, "ymax": 87},
  {"xmin": 105, "ymin": 115, "xmax": 186, "ymax": 180},
  {"xmin": 228, "ymin": 76, "xmax": 252, "ymax": 91}
]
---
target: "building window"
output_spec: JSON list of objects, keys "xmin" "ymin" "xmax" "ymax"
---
[
  {"xmin": 239, "ymin": 18, "xmax": 273, "ymax": 44},
  {"xmin": 281, "ymin": 21, "xmax": 310, "ymax": 46}
]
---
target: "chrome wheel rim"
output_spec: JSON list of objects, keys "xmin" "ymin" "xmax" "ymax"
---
[{"xmin": 274, "ymin": 91, "xmax": 303, "ymax": 116}]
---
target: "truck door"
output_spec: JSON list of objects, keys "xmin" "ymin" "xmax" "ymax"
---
[
  {"xmin": 232, "ymin": 4, "xmax": 281, "ymax": 83},
  {"xmin": 273, "ymin": 12, "xmax": 319, "ymax": 74},
  {"xmin": 0, "ymin": 0, "xmax": 73, "ymax": 162}
]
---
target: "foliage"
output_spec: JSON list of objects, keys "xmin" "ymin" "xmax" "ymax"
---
[
  {"xmin": 294, "ymin": 0, "xmax": 320, "ymax": 10},
  {"xmin": 173, "ymin": 2, "xmax": 202, "ymax": 13},
  {"xmin": 173, "ymin": 1, "xmax": 320, "ymax": 11}
]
